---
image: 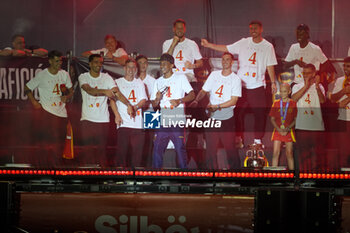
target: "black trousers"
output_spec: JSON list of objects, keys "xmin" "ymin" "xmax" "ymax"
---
[
  {"xmin": 116, "ymin": 128, "xmax": 145, "ymax": 168},
  {"xmin": 295, "ymin": 130, "xmax": 325, "ymax": 171},
  {"xmin": 235, "ymin": 86, "xmax": 267, "ymax": 140},
  {"xmin": 31, "ymin": 109, "xmax": 67, "ymax": 167},
  {"xmin": 205, "ymin": 117, "xmax": 240, "ymax": 169},
  {"xmin": 80, "ymin": 120, "xmax": 109, "ymax": 166}
]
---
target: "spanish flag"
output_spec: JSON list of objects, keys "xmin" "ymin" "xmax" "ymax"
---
[{"xmin": 62, "ymin": 121, "xmax": 74, "ymax": 159}]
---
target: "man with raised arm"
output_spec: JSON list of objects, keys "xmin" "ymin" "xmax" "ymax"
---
[
  {"xmin": 201, "ymin": 20, "xmax": 277, "ymax": 147},
  {"xmin": 163, "ymin": 19, "xmax": 203, "ymax": 82}
]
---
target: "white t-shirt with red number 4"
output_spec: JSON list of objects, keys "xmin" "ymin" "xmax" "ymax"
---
[
  {"xmin": 26, "ymin": 68, "xmax": 72, "ymax": 118},
  {"xmin": 292, "ymin": 82, "xmax": 325, "ymax": 131},
  {"xmin": 151, "ymin": 74, "xmax": 193, "ymax": 109},
  {"xmin": 115, "ymin": 77, "xmax": 147, "ymax": 129},
  {"xmin": 202, "ymin": 70, "xmax": 242, "ymax": 120},
  {"xmin": 285, "ymin": 42, "xmax": 328, "ymax": 84},
  {"xmin": 79, "ymin": 72, "xmax": 116, "ymax": 123},
  {"xmin": 151, "ymin": 73, "xmax": 193, "ymax": 124},
  {"xmin": 227, "ymin": 37, "xmax": 277, "ymax": 89},
  {"xmin": 162, "ymin": 38, "xmax": 202, "ymax": 75}
]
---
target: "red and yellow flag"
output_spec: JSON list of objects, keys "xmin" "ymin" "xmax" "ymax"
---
[{"xmin": 62, "ymin": 121, "xmax": 74, "ymax": 159}]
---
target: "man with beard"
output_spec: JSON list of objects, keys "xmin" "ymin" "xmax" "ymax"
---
[
  {"xmin": 162, "ymin": 19, "xmax": 203, "ymax": 82},
  {"xmin": 201, "ymin": 20, "xmax": 277, "ymax": 148},
  {"xmin": 78, "ymin": 54, "xmax": 133, "ymax": 166},
  {"xmin": 25, "ymin": 50, "xmax": 73, "ymax": 167}
]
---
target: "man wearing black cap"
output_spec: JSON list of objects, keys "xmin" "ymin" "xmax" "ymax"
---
[
  {"xmin": 151, "ymin": 53, "xmax": 195, "ymax": 168},
  {"xmin": 284, "ymin": 24, "xmax": 329, "ymax": 84}
]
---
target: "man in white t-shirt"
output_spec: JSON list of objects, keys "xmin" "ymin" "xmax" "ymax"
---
[
  {"xmin": 201, "ymin": 20, "xmax": 277, "ymax": 147},
  {"xmin": 151, "ymin": 54, "xmax": 195, "ymax": 168},
  {"xmin": 162, "ymin": 19, "xmax": 203, "ymax": 82},
  {"xmin": 79, "ymin": 54, "xmax": 133, "ymax": 166},
  {"xmin": 113, "ymin": 59, "xmax": 147, "ymax": 167},
  {"xmin": 284, "ymin": 24, "xmax": 329, "ymax": 84},
  {"xmin": 136, "ymin": 55, "xmax": 156, "ymax": 111},
  {"xmin": 82, "ymin": 34, "xmax": 128, "ymax": 65},
  {"xmin": 25, "ymin": 50, "xmax": 73, "ymax": 167},
  {"xmin": 136, "ymin": 55, "xmax": 156, "ymax": 167},
  {"xmin": 330, "ymin": 57, "xmax": 350, "ymax": 168},
  {"xmin": 292, "ymin": 64, "xmax": 326, "ymax": 171},
  {"xmin": 190, "ymin": 53, "xmax": 242, "ymax": 169}
]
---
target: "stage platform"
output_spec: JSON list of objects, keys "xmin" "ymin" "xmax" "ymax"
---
[
  {"xmin": 1, "ymin": 168, "xmax": 350, "ymax": 232},
  {"xmin": 0, "ymin": 167, "xmax": 350, "ymax": 194}
]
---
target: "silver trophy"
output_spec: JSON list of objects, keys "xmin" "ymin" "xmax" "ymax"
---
[{"xmin": 244, "ymin": 143, "xmax": 269, "ymax": 168}]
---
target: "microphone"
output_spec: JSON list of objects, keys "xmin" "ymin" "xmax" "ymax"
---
[
  {"xmin": 60, "ymin": 84, "xmax": 69, "ymax": 96},
  {"xmin": 160, "ymin": 86, "xmax": 169, "ymax": 95}
]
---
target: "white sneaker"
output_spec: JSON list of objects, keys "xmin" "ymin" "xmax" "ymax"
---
[{"xmin": 166, "ymin": 140, "xmax": 175, "ymax": 149}]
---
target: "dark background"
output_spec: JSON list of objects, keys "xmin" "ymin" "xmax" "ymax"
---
[{"xmin": 0, "ymin": 0, "xmax": 349, "ymax": 59}]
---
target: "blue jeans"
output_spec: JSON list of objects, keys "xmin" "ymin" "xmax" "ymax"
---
[{"xmin": 152, "ymin": 127, "xmax": 187, "ymax": 168}]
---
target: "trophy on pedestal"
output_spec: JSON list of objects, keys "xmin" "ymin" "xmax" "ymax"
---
[{"xmin": 243, "ymin": 143, "xmax": 269, "ymax": 168}]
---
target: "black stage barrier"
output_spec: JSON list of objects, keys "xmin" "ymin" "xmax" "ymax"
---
[{"xmin": 0, "ymin": 170, "xmax": 348, "ymax": 232}]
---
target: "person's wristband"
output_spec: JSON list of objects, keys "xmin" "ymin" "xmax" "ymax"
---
[{"xmin": 217, "ymin": 104, "xmax": 221, "ymax": 110}]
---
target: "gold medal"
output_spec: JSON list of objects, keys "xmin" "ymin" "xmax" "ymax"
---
[{"xmin": 280, "ymin": 125, "xmax": 285, "ymax": 129}]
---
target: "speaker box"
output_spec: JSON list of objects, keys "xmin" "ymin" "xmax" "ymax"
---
[
  {"xmin": 254, "ymin": 189, "xmax": 341, "ymax": 233},
  {"xmin": 0, "ymin": 182, "xmax": 19, "ymax": 232}
]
